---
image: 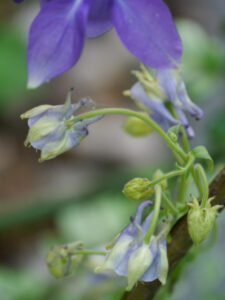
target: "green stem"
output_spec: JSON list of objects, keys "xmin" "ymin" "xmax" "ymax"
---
[
  {"xmin": 71, "ymin": 250, "xmax": 107, "ymax": 256},
  {"xmin": 191, "ymin": 167, "xmax": 204, "ymax": 196},
  {"xmin": 177, "ymin": 174, "xmax": 189, "ymax": 203},
  {"xmin": 67, "ymin": 108, "xmax": 187, "ymax": 161},
  {"xmin": 149, "ymin": 155, "xmax": 195, "ymax": 188},
  {"xmin": 162, "ymin": 193, "xmax": 178, "ymax": 215},
  {"xmin": 176, "ymin": 155, "xmax": 195, "ymax": 203},
  {"xmin": 144, "ymin": 185, "xmax": 162, "ymax": 244},
  {"xmin": 194, "ymin": 164, "xmax": 209, "ymax": 208}
]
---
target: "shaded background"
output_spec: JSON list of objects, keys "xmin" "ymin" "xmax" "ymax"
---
[{"xmin": 0, "ymin": 1, "xmax": 224, "ymax": 299}]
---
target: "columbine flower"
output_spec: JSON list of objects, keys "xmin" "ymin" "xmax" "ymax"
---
[
  {"xmin": 96, "ymin": 200, "xmax": 168, "ymax": 291},
  {"xmin": 21, "ymin": 90, "xmax": 103, "ymax": 161},
  {"xmin": 16, "ymin": 0, "xmax": 182, "ymax": 88},
  {"xmin": 126, "ymin": 66, "xmax": 203, "ymax": 138}
]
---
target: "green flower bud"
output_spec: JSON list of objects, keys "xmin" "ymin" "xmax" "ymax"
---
[
  {"xmin": 123, "ymin": 178, "xmax": 154, "ymax": 201},
  {"xmin": 153, "ymin": 169, "xmax": 168, "ymax": 190},
  {"xmin": 123, "ymin": 116, "xmax": 153, "ymax": 137},
  {"xmin": 45, "ymin": 241, "xmax": 83, "ymax": 278},
  {"xmin": 187, "ymin": 197, "xmax": 223, "ymax": 244}
]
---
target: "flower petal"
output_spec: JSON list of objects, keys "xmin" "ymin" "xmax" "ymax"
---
[
  {"xmin": 111, "ymin": 0, "xmax": 182, "ymax": 69},
  {"xmin": 27, "ymin": 0, "xmax": 89, "ymax": 88},
  {"xmin": 130, "ymin": 82, "xmax": 179, "ymax": 125},
  {"xmin": 140, "ymin": 237, "xmax": 159, "ymax": 282},
  {"xmin": 86, "ymin": 0, "xmax": 113, "ymax": 38},
  {"xmin": 157, "ymin": 239, "xmax": 168, "ymax": 285},
  {"xmin": 156, "ymin": 69, "xmax": 203, "ymax": 120}
]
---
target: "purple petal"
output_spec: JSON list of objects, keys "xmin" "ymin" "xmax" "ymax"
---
[
  {"xmin": 141, "ymin": 211, "xmax": 153, "ymax": 235},
  {"xmin": 186, "ymin": 126, "xmax": 195, "ymax": 139},
  {"xmin": 111, "ymin": 0, "xmax": 182, "ymax": 69},
  {"xmin": 133, "ymin": 200, "xmax": 152, "ymax": 226},
  {"xmin": 130, "ymin": 82, "xmax": 179, "ymax": 125},
  {"xmin": 86, "ymin": 0, "xmax": 113, "ymax": 38},
  {"xmin": 150, "ymin": 112, "xmax": 171, "ymax": 132},
  {"xmin": 14, "ymin": 0, "xmax": 24, "ymax": 3},
  {"xmin": 27, "ymin": 0, "xmax": 89, "ymax": 88},
  {"xmin": 157, "ymin": 69, "xmax": 203, "ymax": 120},
  {"xmin": 177, "ymin": 80, "xmax": 203, "ymax": 120}
]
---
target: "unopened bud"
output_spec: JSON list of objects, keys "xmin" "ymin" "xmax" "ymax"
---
[
  {"xmin": 187, "ymin": 197, "xmax": 222, "ymax": 244},
  {"xmin": 123, "ymin": 116, "xmax": 153, "ymax": 137},
  {"xmin": 45, "ymin": 241, "xmax": 83, "ymax": 278},
  {"xmin": 123, "ymin": 178, "xmax": 154, "ymax": 201}
]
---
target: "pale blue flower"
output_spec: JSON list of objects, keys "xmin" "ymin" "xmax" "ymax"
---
[
  {"xmin": 96, "ymin": 200, "xmax": 168, "ymax": 290},
  {"xmin": 21, "ymin": 90, "xmax": 103, "ymax": 161}
]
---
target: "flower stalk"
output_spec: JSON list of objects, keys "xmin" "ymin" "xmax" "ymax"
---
[
  {"xmin": 67, "ymin": 108, "xmax": 187, "ymax": 161},
  {"xmin": 144, "ymin": 185, "xmax": 162, "ymax": 244}
]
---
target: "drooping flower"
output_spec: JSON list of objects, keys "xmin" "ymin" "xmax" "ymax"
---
[
  {"xmin": 16, "ymin": 0, "xmax": 182, "ymax": 88},
  {"xmin": 126, "ymin": 66, "xmax": 203, "ymax": 138},
  {"xmin": 96, "ymin": 200, "xmax": 168, "ymax": 291},
  {"xmin": 21, "ymin": 90, "xmax": 103, "ymax": 161}
]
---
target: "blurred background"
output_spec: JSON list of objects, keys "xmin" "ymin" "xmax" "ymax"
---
[{"xmin": 0, "ymin": 0, "xmax": 224, "ymax": 299}]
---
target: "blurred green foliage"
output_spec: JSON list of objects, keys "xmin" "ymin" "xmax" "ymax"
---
[
  {"xmin": 177, "ymin": 20, "xmax": 225, "ymax": 100},
  {"xmin": 0, "ymin": 26, "xmax": 27, "ymax": 105}
]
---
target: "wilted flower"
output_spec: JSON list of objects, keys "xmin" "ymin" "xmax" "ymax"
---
[
  {"xmin": 45, "ymin": 241, "xmax": 83, "ymax": 278},
  {"xmin": 16, "ymin": 0, "xmax": 182, "ymax": 88},
  {"xmin": 188, "ymin": 197, "xmax": 223, "ymax": 244},
  {"xmin": 126, "ymin": 66, "xmax": 203, "ymax": 138},
  {"xmin": 21, "ymin": 90, "xmax": 103, "ymax": 161},
  {"xmin": 96, "ymin": 200, "xmax": 168, "ymax": 291}
]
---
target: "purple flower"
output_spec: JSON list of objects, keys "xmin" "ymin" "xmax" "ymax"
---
[
  {"xmin": 20, "ymin": 0, "xmax": 182, "ymax": 88},
  {"xmin": 21, "ymin": 90, "xmax": 103, "ymax": 161},
  {"xmin": 96, "ymin": 200, "xmax": 168, "ymax": 291},
  {"xmin": 128, "ymin": 66, "xmax": 203, "ymax": 138}
]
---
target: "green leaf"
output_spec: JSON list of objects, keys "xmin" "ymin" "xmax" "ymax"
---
[
  {"xmin": 192, "ymin": 146, "xmax": 214, "ymax": 171},
  {"xmin": 168, "ymin": 125, "xmax": 181, "ymax": 142}
]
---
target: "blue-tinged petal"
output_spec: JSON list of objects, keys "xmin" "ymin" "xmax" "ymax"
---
[
  {"xmin": 111, "ymin": 0, "xmax": 182, "ymax": 69},
  {"xmin": 27, "ymin": 0, "xmax": 89, "ymax": 88},
  {"xmin": 130, "ymin": 83, "xmax": 179, "ymax": 125},
  {"xmin": 30, "ymin": 124, "xmax": 64, "ymax": 150},
  {"xmin": 150, "ymin": 112, "xmax": 171, "ymax": 133},
  {"xmin": 127, "ymin": 244, "xmax": 153, "ymax": 291},
  {"xmin": 86, "ymin": 0, "xmax": 113, "ymax": 38},
  {"xmin": 186, "ymin": 126, "xmax": 195, "ymax": 139},
  {"xmin": 140, "ymin": 237, "xmax": 160, "ymax": 282},
  {"xmin": 95, "ymin": 235, "xmax": 134, "ymax": 276},
  {"xmin": 157, "ymin": 69, "xmax": 203, "ymax": 120},
  {"xmin": 40, "ymin": 129, "xmax": 74, "ymax": 161},
  {"xmin": 157, "ymin": 239, "xmax": 168, "ymax": 285},
  {"xmin": 141, "ymin": 211, "xmax": 153, "ymax": 235},
  {"xmin": 177, "ymin": 80, "xmax": 203, "ymax": 120},
  {"xmin": 133, "ymin": 200, "xmax": 152, "ymax": 226}
]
